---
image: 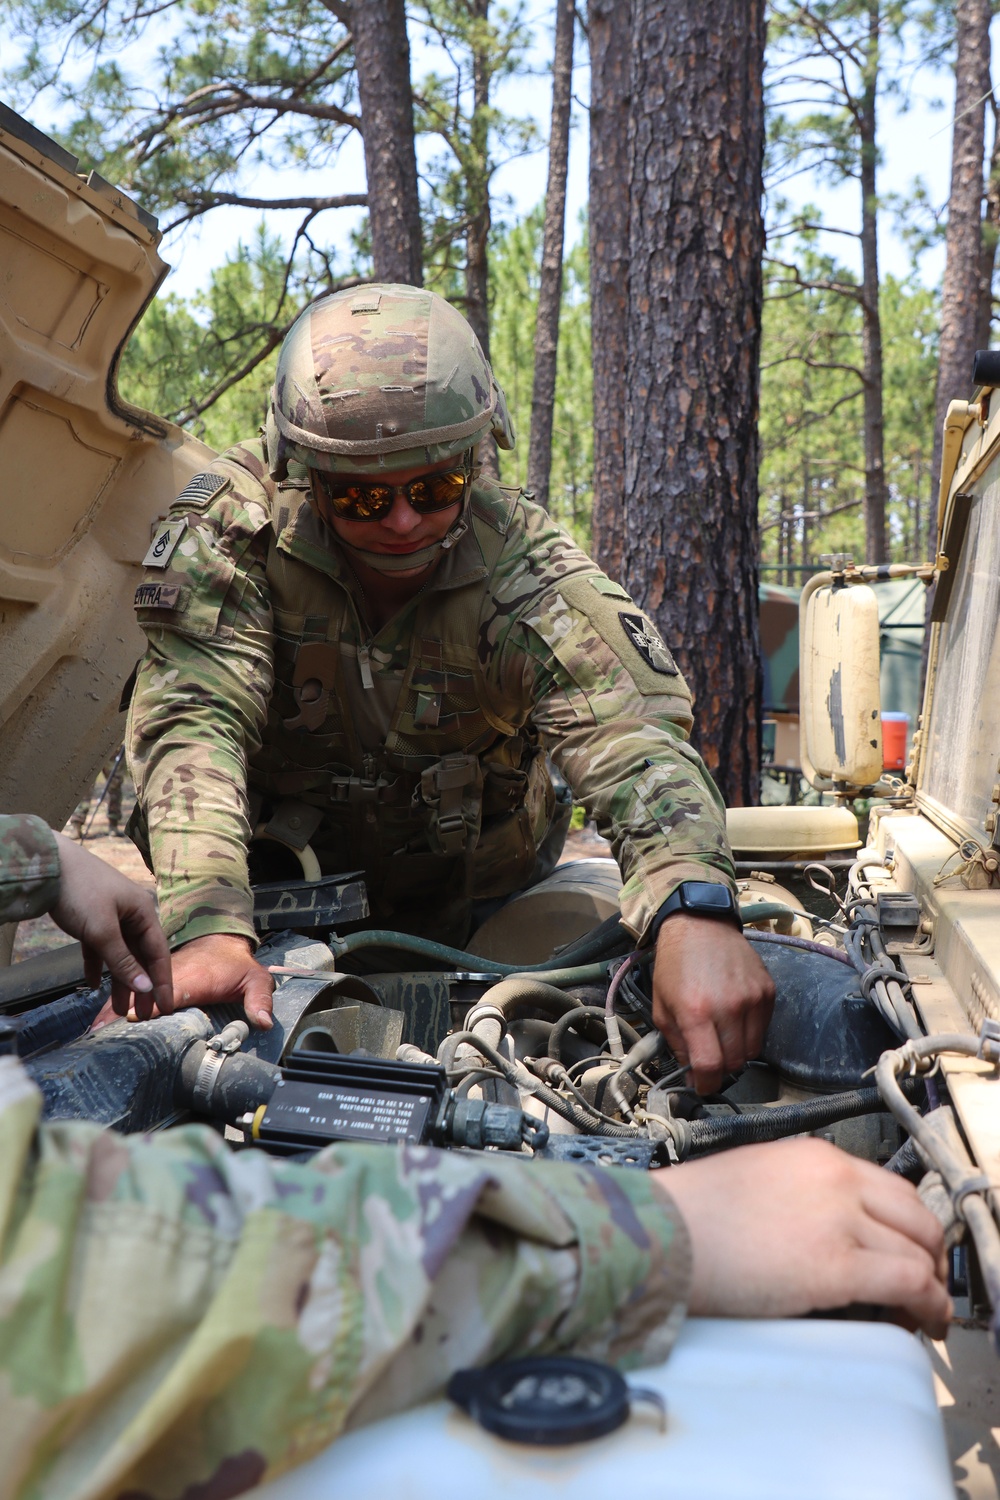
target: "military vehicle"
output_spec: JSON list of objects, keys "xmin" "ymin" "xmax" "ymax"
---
[{"xmin": 2, "ymin": 98, "xmax": 997, "ymax": 1499}]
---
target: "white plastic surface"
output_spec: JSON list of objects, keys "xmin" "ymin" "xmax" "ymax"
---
[{"xmin": 251, "ymin": 1317, "xmax": 953, "ymax": 1500}]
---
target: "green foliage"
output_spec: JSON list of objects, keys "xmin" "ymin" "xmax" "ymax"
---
[
  {"xmin": 759, "ymin": 233, "xmax": 939, "ymax": 568},
  {"xmin": 119, "ymin": 225, "xmax": 304, "ymax": 448},
  {"xmin": 489, "ymin": 209, "xmax": 593, "ymax": 547},
  {"xmin": 1, "ymin": 0, "xmax": 359, "ymax": 224}
]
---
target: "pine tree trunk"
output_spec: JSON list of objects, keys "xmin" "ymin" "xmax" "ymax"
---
[
  {"xmin": 622, "ymin": 0, "xmax": 766, "ymax": 807},
  {"xmin": 352, "ymin": 0, "xmax": 423, "ymax": 286},
  {"xmin": 526, "ymin": 0, "xmax": 575, "ymax": 511},
  {"xmin": 975, "ymin": 102, "xmax": 999, "ymax": 352},
  {"xmin": 929, "ymin": 0, "xmax": 991, "ymax": 559},
  {"xmin": 466, "ymin": 0, "xmax": 498, "ymax": 477},
  {"xmin": 588, "ymin": 0, "xmax": 632, "ymax": 580},
  {"xmin": 859, "ymin": 1, "xmax": 888, "ymax": 564}
]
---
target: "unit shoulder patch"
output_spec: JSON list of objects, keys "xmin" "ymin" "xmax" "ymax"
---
[{"xmin": 619, "ymin": 612, "xmax": 679, "ymax": 676}]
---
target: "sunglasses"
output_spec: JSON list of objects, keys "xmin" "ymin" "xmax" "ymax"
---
[{"xmin": 312, "ymin": 463, "xmax": 470, "ymax": 522}]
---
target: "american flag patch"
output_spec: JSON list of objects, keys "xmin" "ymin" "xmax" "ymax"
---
[{"xmin": 174, "ymin": 472, "xmax": 230, "ymax": 509}]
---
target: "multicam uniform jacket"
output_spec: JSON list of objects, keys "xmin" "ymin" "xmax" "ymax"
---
[
  {"xmin": 0, "ymin": 817, "xmax": 692, "ymax": 1500},
  {"xmin": 127, "ymin": 442, "xmax": 736, "ymax": 949}
]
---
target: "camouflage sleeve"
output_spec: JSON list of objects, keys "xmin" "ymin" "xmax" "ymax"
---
[
  {"xmin": 0, "ymin": 1055, "xmax": 691, "ymax": 1494},
  {"xmin": 0, "ymin": 814, "xmax": 61, "ymax": 925},
  {"xmin": 126, "ymin": 456, "xmax": 275, "ymax": 948},
  {"xmin": 506, "ymin": 575, "xmax": 736, "ymax": 942}
]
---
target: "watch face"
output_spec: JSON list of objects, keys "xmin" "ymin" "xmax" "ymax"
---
[{"xmin": 680, "ymin": 883, "xmax": 736, "ymax": 913}]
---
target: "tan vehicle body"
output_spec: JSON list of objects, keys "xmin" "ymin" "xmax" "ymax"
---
[
  {"xmin": 791, "ymin": 378, "xmax": 1000, "ymax": 1492},
  {"xmin": 0, "ymin": 104, "xmax": 209, "ymax": 871}
]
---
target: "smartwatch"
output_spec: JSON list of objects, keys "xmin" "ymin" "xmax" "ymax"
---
[{"xmin": 647, "ymin": 881, "xmax": 743, "ymax": 946}]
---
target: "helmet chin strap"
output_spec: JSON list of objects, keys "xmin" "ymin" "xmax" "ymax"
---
[{"xmin": 337, "ymin": 515, "xmax": 469, "ymax": 576}]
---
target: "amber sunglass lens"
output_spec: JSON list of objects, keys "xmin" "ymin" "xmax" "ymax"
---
[
  {"xmin": 411, "ymin": 471, "xmax": 466, "ymax": 512},
  {"xmin": 326, "ymin": 482, "xmax": 393, "ymax": 520}
]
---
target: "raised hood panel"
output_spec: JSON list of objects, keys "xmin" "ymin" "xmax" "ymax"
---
[{"xmin": 0, "ymin": 105, "xmax": 214, "ymax": 832}]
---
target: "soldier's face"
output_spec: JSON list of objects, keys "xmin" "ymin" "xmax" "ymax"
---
[{"xmin": 311, "ymin": 456, "xmax": 463, "ymax": 572}]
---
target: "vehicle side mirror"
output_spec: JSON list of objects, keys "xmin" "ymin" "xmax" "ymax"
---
[{"xmin": 799, "ymin": 577, "xmax": 883, "ymax": 790}]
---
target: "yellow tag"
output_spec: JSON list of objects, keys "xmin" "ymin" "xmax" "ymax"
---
[{"xmin": 142, "ymin": 519, "xmax": 187, "ymax": 569}]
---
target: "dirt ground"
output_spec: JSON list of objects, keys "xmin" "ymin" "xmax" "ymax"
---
[{"xmin": 11, "ymin": 788, "xmax": 610, "ymax": 963}]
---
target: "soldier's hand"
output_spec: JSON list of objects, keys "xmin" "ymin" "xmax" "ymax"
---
[
  {"xmin": 659, "ymin": 1138, "xmax": 951, "ymax": 1338},
  {"xmin": 167, "ymin": 933, "xmax": 274, "ymax": 1030},
  {"xmin": 51, "ymin": 832, "xmax": 173, "ymax": 1020},
  {"xmin": 651, "ymin": 914, "xmax": 774, "ymax": 1093}
]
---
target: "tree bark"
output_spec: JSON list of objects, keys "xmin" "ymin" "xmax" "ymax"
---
[
  {"xmin": 929, "ymin": 0, "xmax": 995, "ymax": 561},
  {"xmin": 352, "ymin": 0, "xmax": 423, "ymax": 286},
  {"xmin": 975, "ymin": 98, "xmax": 1000, "ymax": 353},
  {"xmin": 859, "ymin": 1, "xmax": 888, "ymax": 564},
  {"xmin": 622, "ymin": 0, "xmax": 766, "ymax": 806},
  {"xmin": 526, "ymin": 0, "xmax": 575, "ymax": 510},
  {"xmin": 928, "ymin": 0, "xmax": 991, "ymax": 563},
  {"xmin": 588, "ymin": 0, "xmax": 632, "ymax": 580},
  {"xmin": 465, "ymin": 0, "xmax": 498, "ymax": 477}
]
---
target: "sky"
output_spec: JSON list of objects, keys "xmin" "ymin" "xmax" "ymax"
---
[{"xmin": 3, "ymin": 3, "xmax": 978, "ymax": 302}]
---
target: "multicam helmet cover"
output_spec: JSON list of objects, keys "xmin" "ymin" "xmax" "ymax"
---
[{"xmin": 266, "ymin": 283, "xmax": 515, "ymax": 478}]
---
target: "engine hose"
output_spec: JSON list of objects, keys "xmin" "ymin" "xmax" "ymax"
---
[
  {"xmin": 473, "ymin": 977, "xmax": 583, "ymax": 1020},
  {"xmin": 547, "ymin": 1005, "xmax": 640, "ymax": 1064},
  {"xmin": 744, "ymin": 930, "xmax": 855, "ymax": 967},
  {"xmin": 438, "ymin": 1027, "xmax": 641, "ymax": 1138},
  {"xmin": 327, "ymin": 929, "xmax": 608, "ymax": 985},
  {"xmin": 674, "ymin": 1075, "xmax": 925, "ymax": 1160}
]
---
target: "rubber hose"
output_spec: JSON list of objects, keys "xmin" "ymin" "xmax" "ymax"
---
[
  {"xmin": 744, "ymin": 931, "xmax": 855, "ymax": 967},
  {"xmin": 176, "ymin": 1042, "xmax": 281, "ymax": 1120},
  {"xmin": 547, "ymin": 1005, "xmax": 640, "ymax": 1063},
  {"xmin": 329, "ymin": 929, "xmax": 607, "ymax": 985},
  {"xmin": 540, "ymin": 913, "xmax": 629, "ymax": 968},
  {"xmin": 439, "ymin": 1027, "xmax": 641, "ymax": 1138},
  {"xmin": 680, "ymin": 1075, "xmax": 924, "ymax": 1158},
  {"xmin": 474, "ymin": 977, "xmax": 583, "ymax": 1020}
]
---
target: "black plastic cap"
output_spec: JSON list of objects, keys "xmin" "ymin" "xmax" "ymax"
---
[
  {"xmin": 446, "ymin": 1356, "xmax": 631, "ymax": 1445},
  {"xmin": 972, "ymin": 349, "xmax": 1000, "ymax": 388}
]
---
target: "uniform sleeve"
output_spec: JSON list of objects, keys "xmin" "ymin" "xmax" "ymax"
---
[
  {"xmin": 0, "ymin": 814, "xmax": 61, "ymax": 925},
  {"xmin": 505, "ymin": 577, "xmax": 736, "ymax": 942},
  {"xmin": 127, "ymin": 466, "xmax": 274, "ymax": 948},
  {"xmin": 0, "ymin": 1054, "xmax": 691, "ymax": 1495}
]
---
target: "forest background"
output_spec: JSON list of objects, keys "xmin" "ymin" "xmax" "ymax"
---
[{"xmin": 0, "ymin": 0, "xmax": 993, "ymax": 800}]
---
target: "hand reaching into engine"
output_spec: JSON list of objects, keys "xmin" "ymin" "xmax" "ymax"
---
[
  {"xmin": 168, "ymin": 933, "xmax": 274, "ymax": 1029},
  {"xmin": 660, "ymin": 1138, "xmax": 951, "ymax": 1338},
  {"xmin": 92, "ymin": 932, "xmax": 274, "ymax": 1030},
  {"xmin": 51, "ymin": 832, "xmax": 173, "ymax": 1020},
  {"xmin": 651, "ymin": 914, "xmax": 775, "ymax": 1094}
]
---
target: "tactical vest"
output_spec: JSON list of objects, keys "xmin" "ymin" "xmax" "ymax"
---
[{"xmin": 247, "ymin": 477, "xmax": 562, "ymax": 915}]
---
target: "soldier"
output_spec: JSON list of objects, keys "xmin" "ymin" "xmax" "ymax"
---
[
  {"xmin": 126, "ymin": 284, "xmax": 774, "ymax": 1090},
  {"xmin": 0, "ymin": 817, "xmax": 951, "ymax": 1493}
]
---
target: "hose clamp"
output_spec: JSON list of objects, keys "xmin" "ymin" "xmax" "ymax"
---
[{"xmin": 192, "ymin": 1048, "xmax": 227, "ymax": 1113}]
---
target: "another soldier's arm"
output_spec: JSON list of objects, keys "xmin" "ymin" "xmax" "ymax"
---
[
  {"xmin": 0, "ymin": 814, "xmax": 172, "ymax": 1014},
  {"xmin": 0, "ymin": 1056, "xmax": 689, "ymax": 1491},
  {"xmin": 0, "ymin": 1059, "xmax": 948, "ymax": 1494},
  {"xmin": 507, "ymin": 589, "xmax": 772, "ymax": 1092}
]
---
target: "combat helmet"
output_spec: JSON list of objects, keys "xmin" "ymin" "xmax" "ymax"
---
[{"xmin": 266, "ymin": 282, "xmax": 514, "ymax": 479}]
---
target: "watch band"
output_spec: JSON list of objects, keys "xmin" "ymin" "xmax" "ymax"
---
[{"xmin": 647, "ymin": 880, "xmax": 743, "ymax": 946}]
